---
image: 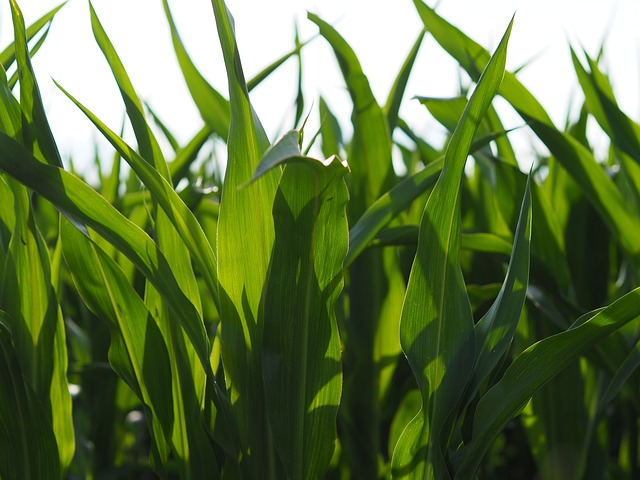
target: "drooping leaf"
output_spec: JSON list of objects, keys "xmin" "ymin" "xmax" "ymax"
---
[{"xmin": 257, "ymin": 130, "xmax": 349, "ymax": 479}]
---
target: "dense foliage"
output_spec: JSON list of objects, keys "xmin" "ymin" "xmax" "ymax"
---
[{"xmin": 0, "ymin": 1, "xmax": 639, "ymax": 479}]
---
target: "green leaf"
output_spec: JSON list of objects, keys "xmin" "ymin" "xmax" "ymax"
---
[
  {"xmin": 209, "ymin": 0, "xmax": 281, "ymax": 475},
  {"xmin": 309, "ymin": 14, "xmax": 402, "ymax": 477},
  {"xmin": 471, "ymin": 175, "xmax": 532, "ymax": 394},
  {"xmin": 347, "ymin": 131, "xmax": 506, "ymax": 267},
  {"xmin": 169, "ymin": 125, "xmax": 213, "ymax": 183},
  {"xmin": 0, "ymin": 317, "xmax": 61, "ymax": 480},
  {"xmin": 0, "ymin": 2, "xmax": 66, "ymax": 71},
  {"xmin": 10, "ymin": 0, "xmax": 63, "ymax": 168},
  {"xmin": 0, "ymin": 177, "xmax": 74, "ymax": 471},
  {"xmin": 454, "ymin": 287, "xmax": 640, "ymax": 479},
  {"xmin": 0, "ymin": 63, "xmax": 21, "ymax": 138},
  {"xmin": 571, "ymin": 49, "xmax": 640, "ymax": 164},
  {"xmin": 0, "ymin": 132, "xmax": 214, "ymax": 392},
  {"xmin": 385, "ymin": 30, "xmax": 426, "ymax": 133},
  {"xmin": 413, "ymin": 0, "xmax": 640, "ymax": 257},
  {"xmin": 309, "ymin": 12, "xmax": 394, "ymax": 218},
  {"xmin": 347, "ymin": 159, "xmax": 442, "ymax": 266},
  {"xmin": 56, "ymin": 82, "xmax": 220, "ymax": 311},
  {"xmin": 60, "ymin": 218, "xmax": 176, "ymax": 470},
  {"xmin": 318, "ymin": 97, "xmax": 343, "ymax": 159},
  {"xmin": 256, "ymin": 130, "xmax": 349, "ymax": 479},
  {"xmin": 391, "ymin": 17, "xmax": 512, "ymax": 479},
  {"xmin": 162, "ymin": 0, "xmax": 230, "ymax": 138}
]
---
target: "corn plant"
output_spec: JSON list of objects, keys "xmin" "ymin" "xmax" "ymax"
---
[{"xmin": 0, "ymin": 0, "xmax": 639, "ymax": 479}]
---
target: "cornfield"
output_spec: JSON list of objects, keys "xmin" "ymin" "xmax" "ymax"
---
[{"xmin": 1, "ymin": 0, "xmax": 639, "ymax": 479}]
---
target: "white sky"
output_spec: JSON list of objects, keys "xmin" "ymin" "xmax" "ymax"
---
[{"xmin": 1, "ymin": 0, "xmax": 639, "ymax": 174}]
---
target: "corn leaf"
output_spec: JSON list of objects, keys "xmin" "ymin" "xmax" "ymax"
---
[
  {"xmin": 391, "ymin": 18, "xmax": 512, "ymax": 480},
  {"xmin": 347, "ymin": 130, "xmax": 505, "ymax": 267},
  {"xmin": 10, "ymin": 0, "xmax": 63, "ymax": 168},
  {"xmin": 254, "ymin": 130, "xmax": 349, "ymax": 479},
  {"xmin": 0, "ymin": 317, "xmax": 61, "ymax": 480},
  {"xmin": 0, "ymin": 64, "xmax": 21, "ymax": 139},
  {"xmin": 162, "ymin": 0, "xmax": 230, "ymax": 138},
  {"xmin": 60, "ymin": 218, "xmax": 175, "ymax": 470},
  {"xmin": 385, "ymin": 30, "xmax": 426, "ymax": 133},
  {"xmin": 0, "ymin": 2, "xmax": 66, "ymax": 71},
  {"xmin": 309, "ymin": 12, "xmax": 394, "ymax": 218},
  {"xmin": 88, "ymin": 7, "xmax": 226, "ymax": 474},
  {"xmin": 455, "ymin": 287, "xmax": 640, "ymax": 478},
  {"xmin": 209, "ymin": 0, "xmax": 281, "ymax": 475},
  {"xmin": 318, "ymin": 97, "xmax": 343, "ymax": 159},
  {"xmin": 0, "ymin": 176, "xmax": 74, "ymax": 471},
  {"xmin": 56, "ymin": 83, "xmax": 220, "ymax": 310},
  {"xmin": 414, "ymin": 0, "xmax": 640, "ymax": 257},
  {"xmin": 471, "ymin": 175, "xmax": 532, "ymax": 394},
  {"xmin": 0, "ymin": 133, "xmax": 213, "ymax": 387},
  {"xmin": 347, "ymin": 159, "xmax": 443, "ymax": 267},
  {"xmin": 309, "ymin": 14, "xmax": 402, "ymax": 477},
  {"xmin": 571, "ymin": 49, "xmax": 640, "ymax": 164}
]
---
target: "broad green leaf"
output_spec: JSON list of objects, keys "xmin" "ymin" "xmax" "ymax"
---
[
  {"xmin": 10, "ymin": 0, "xmax": 63, "ymax": 168},
  {"xmin": 413, "ymin": 0, "xmax": 640, "ymax": 257},
  {"xmin": 0, "ymin": 177, "xmax": 74, "ymax": 471},
  {"xmin": 454, "ymin": 287, "xmax": 640, "ymax": 479},
  {"xmin": 391, "ymin": 18, "xmax": 512, "ymax": 480},
  {"xmin": 309, "ymin": 14, "xmax": 402, "ymax": 477},
  {"xmin": 210, "ymin": 0, "xmax": 281, "ymax": 475},
  {"xmin": 256, "ymin": 130, "xmax": 349, "ymax": 479},
  {"xmin": 0, "ymin": 318, "xmax": 61, "ymax": 480}
]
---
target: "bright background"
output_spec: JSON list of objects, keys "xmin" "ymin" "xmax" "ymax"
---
[{"xmin": 1, "ymin": 0, "xmax": 639, "ymax": 174}]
